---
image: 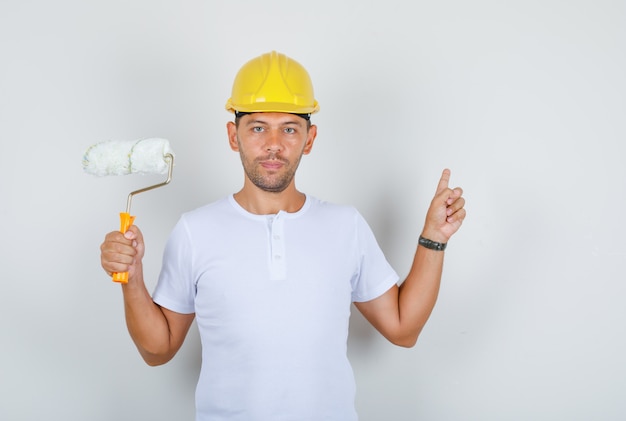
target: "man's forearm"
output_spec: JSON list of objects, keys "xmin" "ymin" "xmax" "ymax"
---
[
  {"xmin": 121, "ymin": 267, "xmax": 173, "ymax": 366},
  {"xmin": 397, "ymin": 244, "xmax": 445, "ymax": 345}
]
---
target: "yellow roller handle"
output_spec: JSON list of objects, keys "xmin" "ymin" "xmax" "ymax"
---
[{"xmin": 112, "ymin": 212, "xmax": 136, "ymax": 283}]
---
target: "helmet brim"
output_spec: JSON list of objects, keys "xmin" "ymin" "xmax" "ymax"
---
[{"xmin": 225, "ymin": 99, "xmax": 319, "ymax": 115}]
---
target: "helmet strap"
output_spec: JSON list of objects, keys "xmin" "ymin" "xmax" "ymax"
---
[{"xmin": 235, "ymin": 111, "xmax": 311, "ymax": 121}]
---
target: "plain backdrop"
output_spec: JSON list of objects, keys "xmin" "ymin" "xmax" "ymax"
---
[{"xmin": 1, "ymin": 1, "xmax": 624, "ymax": 420}]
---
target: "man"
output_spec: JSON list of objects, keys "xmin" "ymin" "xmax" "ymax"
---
[{"xmin": 100, "ymin": 50, "xmax": 466, "ymax": 420}]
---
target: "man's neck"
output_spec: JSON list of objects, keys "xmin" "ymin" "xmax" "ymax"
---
[{"xmin": 233, "ymin": 184, "xmax": 306, "ymax": 215}]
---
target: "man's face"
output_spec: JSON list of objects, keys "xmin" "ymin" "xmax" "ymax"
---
[{"xmin": 227, "ymin": 113, "xmax": 317, "ymax": 193}]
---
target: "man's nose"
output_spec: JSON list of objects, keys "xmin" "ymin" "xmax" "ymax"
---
[{"xmin": 265, "ymin": 131, "xmax": 282, "ymax": 152}]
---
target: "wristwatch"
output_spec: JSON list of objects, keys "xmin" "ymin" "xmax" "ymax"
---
[{"xmin": 418, "ymin": 235, "xmax": 447, "ymax": 251}]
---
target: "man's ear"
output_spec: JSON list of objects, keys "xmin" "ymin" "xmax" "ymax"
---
[
  {"xmin": 302, "ymin": 124, "xmax": 317, "ymax": 155},
  {"xmin": 226, "ymin": 121, "xmax": 239, "ymax": 151}
]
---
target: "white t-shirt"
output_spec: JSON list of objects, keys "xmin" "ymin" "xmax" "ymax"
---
[{"xmin": 153, "ymin": 195, "xmax": 399, "ymax": 421}]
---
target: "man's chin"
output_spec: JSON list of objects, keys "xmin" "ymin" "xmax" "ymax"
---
[
  {"xmin": 247, "ymin": 171, "xmax": 295, "ymax": 193},
  {"xmin": 257, "ymin": 184, "xmax": 289, "ymax": 193}
]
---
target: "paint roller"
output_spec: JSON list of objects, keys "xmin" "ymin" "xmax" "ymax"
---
[{"xmin": 82, "ymin": 138, "xmax": 175, "ymax": 283}]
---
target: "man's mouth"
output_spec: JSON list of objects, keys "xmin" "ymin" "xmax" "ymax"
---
[{"xmin": 259, "ymin": 158, "xmax": 286, "ymax": 170}]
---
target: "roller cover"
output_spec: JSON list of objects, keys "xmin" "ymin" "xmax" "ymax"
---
[{"xmin": 82, "ymin": 138, "xmax": 174, "ymax": 176}]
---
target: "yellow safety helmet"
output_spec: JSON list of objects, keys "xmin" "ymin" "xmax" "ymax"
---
[{"xmin": 225, "ymin": 51, "xmax": 320, "ymax": 115}]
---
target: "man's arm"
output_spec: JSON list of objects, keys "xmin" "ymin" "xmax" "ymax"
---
[
  {"xmin": 354, "ymin": 169, "xmax": 466, "ymax": 347},
  {"xmin": 101, "ymin": 225, "xmax": 195, "ymax": 365}
]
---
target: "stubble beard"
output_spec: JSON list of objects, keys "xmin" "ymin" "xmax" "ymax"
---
[{"xmin": 240, "ymin": 150, "xmax": 302, "ymax": 193}]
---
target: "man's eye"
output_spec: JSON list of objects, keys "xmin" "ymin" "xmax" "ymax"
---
[
  {"xmin": 284, "ymin": 128, "xmax": 295, "ymax": 134},
  {"xmin": 252, "ymin": 127, "xmax": 264, "ymax": 133}
]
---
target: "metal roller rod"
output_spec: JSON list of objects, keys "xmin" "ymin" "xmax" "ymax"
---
[{"xmin": 125, "ymin": 153, "xmax": 174, "ymax": 214}]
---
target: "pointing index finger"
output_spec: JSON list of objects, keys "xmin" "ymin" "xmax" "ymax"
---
[{"xmin": 437, "ymin": 168, "xmax": 451, "ymax": 193}]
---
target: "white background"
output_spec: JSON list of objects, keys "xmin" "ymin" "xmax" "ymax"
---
[{"xmin": 1, "ymin": 1, "xmax": 624, "ymax": 420}]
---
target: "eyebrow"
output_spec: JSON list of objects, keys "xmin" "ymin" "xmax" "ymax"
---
[{"xmin": 245, "ymin": 119, "xmax": 303, "ymax": 127}]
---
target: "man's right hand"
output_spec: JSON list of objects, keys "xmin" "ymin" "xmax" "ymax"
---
[{"xmin": 100, "ymin": 225, "xmax": 145, "ymax": 281}]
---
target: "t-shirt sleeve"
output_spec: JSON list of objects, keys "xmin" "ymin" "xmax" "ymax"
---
[
  {"xmin": 152, "ymin": 216, "xmax": 196, "ymax": 314},
  {"xmin": 350, "ymin": 211, "xmax": 399, "ymax": 303}
]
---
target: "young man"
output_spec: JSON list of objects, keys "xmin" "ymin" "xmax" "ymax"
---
[{"xmin": 100, "ymin": 51, "xmax": 466, "ymax": 420}]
